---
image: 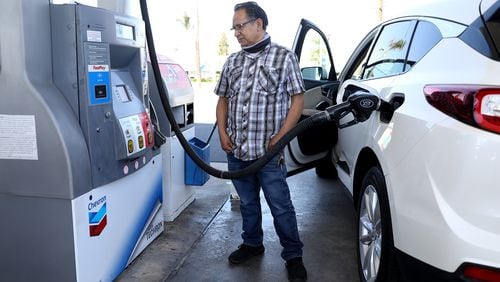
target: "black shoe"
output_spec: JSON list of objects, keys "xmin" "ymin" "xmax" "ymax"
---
[
  {"xmin": 228, "ymin": 244, "xmax": 265, "ymax": 264},
  {"xmin": 286, "ymin": 257, "xmax": 307, "ymax": 282}
]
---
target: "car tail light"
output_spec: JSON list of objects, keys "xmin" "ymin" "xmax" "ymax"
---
[
  {"xmin": 463, "ymin": 264, "xmax": 500, "ymax": 282},
  {"xmin": 424, "ymin": 85, "xmax": 500, "ymax": 134},
  {"xmin": 474, "ymin": 89, "xmax": 500, "ymax": 133}
]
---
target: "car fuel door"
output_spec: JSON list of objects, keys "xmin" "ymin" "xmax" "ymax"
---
[{"xmin": 285, "ymin": 19, "xmax": 339, "ymax": 175}]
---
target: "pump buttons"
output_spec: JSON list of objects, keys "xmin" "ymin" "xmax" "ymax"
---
[
  {"xmin": 127, "ymin": 139, "xmax": 134, "ymax": 153},
  {"xmin": 148, "ymin": 132, "xmax": 153, "ymax": 145},
  {"xmin": 138, "ymin": 135, "xmax": 144, "ymax": 149}
]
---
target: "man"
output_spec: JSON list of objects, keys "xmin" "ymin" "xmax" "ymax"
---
[{"xmin": 214, "ymin": 2, "xmax": 307, "ymax": 281}]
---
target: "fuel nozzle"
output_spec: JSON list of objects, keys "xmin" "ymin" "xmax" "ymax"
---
[
  {"xmin": 347, "ymin": 92, "xmax": 380, "ymax": 123},
  {"xmin": 324, "ymin": 91, "xmax": 404, "ymax": 127},
  {"xmin": 318, "ymin": 91, "xmax": 381, "ymax": 128}
]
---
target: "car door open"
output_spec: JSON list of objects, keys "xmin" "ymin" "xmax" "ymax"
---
[{"xmin": 285, "ymin": 19, "xmax": 340, "ymax": 176}]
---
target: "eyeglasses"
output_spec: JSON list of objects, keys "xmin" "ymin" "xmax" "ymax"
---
[{"xmin": 231, "ymin": 18, "xmax": 256, "ymax": 31}]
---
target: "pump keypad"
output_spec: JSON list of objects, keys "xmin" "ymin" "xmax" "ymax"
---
[
  {"xmin": 94, "ymin": 85, "xmax": 107, "ymax": 99},
  {"xmin": 119, "ymin": 115, "xmax": 146, "ymax": 157}
]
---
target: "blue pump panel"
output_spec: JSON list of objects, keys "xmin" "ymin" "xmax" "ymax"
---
[{"xmin": 88, "ymin": 64, "xmax": 111, "ymax": 105}]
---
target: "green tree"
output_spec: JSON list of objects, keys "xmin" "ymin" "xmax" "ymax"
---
[
  {"xmin": 389, "ymin": 39, "xmax": 405, "ymax": 50},
  {"xmin": 309, "ymin": 37, "xmax": 321, "ymax": 65},
  {"xmin": 177, "ymin": 12, "xmax": 192, "ymax": 30},
  {"xmin": 218, "ymin": 33, "xmax": 229, "ymax": 57}
]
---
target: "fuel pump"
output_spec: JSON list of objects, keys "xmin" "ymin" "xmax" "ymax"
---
[
  {"xmin": 148, "ymin": 55, "xmax": 197, "ymax": 221},
  {"xmin": 0, "ymin": 1, "xmax": 163, "ymax": 281}
]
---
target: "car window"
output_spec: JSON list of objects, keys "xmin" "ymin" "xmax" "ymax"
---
[
  {"xmin": 404, "ymin": 21, "xmax": 442, "ymax": 71},
  {"xmin": 339, "ymin": 28, "xmax": 377, "ymax": 83},
  {"xmin": 349, "ymin": 46, "xmax": 370, "ymax": 81},
  {"xmin": 299, "ymin": 30, "xmax": 331, "ymax": 80},
  {"xmin": 362, "ymin": 20, "xmax": 415, "ymax": 79}
]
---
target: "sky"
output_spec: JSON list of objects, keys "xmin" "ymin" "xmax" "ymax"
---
[{"xmin": 145, "ymin": 0, "xmax": 429, "ymax": 73}]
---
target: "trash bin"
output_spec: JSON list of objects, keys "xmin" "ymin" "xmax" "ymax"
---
[{"xmin": 185, "ymin": 137, "xmax": 210, "ymax": 186}]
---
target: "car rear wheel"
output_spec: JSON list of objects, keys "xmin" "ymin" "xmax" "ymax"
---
[{"xmin": 356, "ymin": 166, "xmax": 396, "ymax": 282}]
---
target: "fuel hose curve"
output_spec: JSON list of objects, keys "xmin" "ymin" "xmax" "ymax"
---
[{"xmin": 139, "ymin": 0, "xmax": 378, "ymax": 179}]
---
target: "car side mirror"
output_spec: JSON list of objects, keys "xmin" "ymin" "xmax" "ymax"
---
[{"xmin": 301, "ymin": 66, "xmax": 326, "ymax": 80}]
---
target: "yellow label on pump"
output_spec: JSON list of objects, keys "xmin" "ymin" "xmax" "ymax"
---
[
  {"xmin": 128, "ymin": 139, "xmax": 134, "ymax": 153},
  {"xmin": 148, "ymin": 132, "xmax": 153, "ymax": 145},
  {"xmin": 138, "ymin": 135, "xmax": 144, "ymax": 149}
]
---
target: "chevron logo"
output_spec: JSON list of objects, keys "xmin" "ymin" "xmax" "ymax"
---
[{"xmin": 88, "ymin": 198, "xmax": 107, "ymax": 237}]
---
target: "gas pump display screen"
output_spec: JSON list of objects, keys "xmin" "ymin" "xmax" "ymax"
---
[
  {"xmin": 116, "ymin": 23, "xmax": 135, "ymax": 40},
  {"xmin": 116, "ymin": 85, "xmax": 131, "ymax": 102}
]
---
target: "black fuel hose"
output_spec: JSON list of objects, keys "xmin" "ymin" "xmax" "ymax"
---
[{"xmin": 139, "ymin": 0, "xmax": 376, "ymax": 179}]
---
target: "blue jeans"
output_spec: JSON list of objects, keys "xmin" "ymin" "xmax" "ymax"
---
[{"xmin": 227, "ymin": 153, "xmax": 303, "ymax": 260}]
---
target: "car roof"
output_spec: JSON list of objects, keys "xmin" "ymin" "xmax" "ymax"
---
[{"xmin": 388, "ymin": 0, "xmax": 482, "ymax": 25}]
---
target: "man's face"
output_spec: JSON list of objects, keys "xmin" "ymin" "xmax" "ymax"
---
[{"xmin": 232, "ymin": 9, "xmax": 261, "ymax": 47}]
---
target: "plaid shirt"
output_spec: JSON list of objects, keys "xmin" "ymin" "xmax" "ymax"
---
[{"xmin": 215, "ymin": 42, "xmax": 305, "ymax": 161}]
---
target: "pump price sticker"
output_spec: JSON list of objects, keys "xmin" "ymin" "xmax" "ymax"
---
[
  {"xmin": 0, "ymin": 114, "xmax": 38, "ymax": 160},
  {"xmin": 87, "ymin": 30, "xmax": 102, "ymax": 42}
]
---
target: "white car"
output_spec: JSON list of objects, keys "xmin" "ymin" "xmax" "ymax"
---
[{"xmin": 285, "ymin": 0, "xmax": 500, "ymax": 280}]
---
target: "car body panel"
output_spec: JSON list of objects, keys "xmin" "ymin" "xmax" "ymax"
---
[
  {"xmin": 340, "ymin": 35, "xmax": 500, "ymax": 273},
  {"xmin": 291, "ymin": 0, "xmax": 500, "ymax": 276},
  {"xmin": 384, "ymin": 38, "xmax": 500, "ymax": 271}
]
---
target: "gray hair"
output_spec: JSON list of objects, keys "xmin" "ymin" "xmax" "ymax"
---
[{"xmin": 234, "ymin": 1, "xmax": 268, "ymax": 30}]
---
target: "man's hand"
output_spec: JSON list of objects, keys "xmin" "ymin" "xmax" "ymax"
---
[
  {"xmin": 268, "ymin": 134, "xmax": 282, "ymax": 149},
  {"xmin": 219, "ymin": 131, "xmax": 233, "ymax": 153},
  {"xmin": 216, "ymin": 96, "xmax": 233, "ymax": 153},
  {"xmin": 267, "ymin": 93, "xmax": 304, "ymax": 150}
]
